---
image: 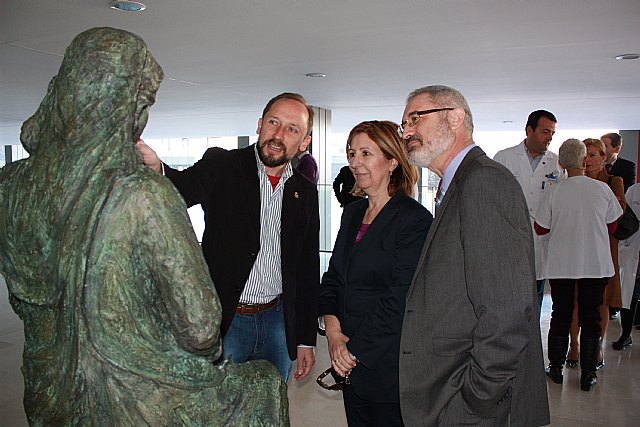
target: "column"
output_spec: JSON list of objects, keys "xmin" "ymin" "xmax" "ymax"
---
[
  {"xmin": 620, "ymin": 130, "xmax": 639, "ymax": 184},
  {"xmin": 310, "ymin": 106, "xmax": 333, "ymax": 252},
  {"xmin": 4, "ymin": 145, "xmax": 12, "ymax": 165}
]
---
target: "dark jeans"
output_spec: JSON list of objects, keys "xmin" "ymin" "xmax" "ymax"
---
[
  {"xmin": 549, "ymin": 278, "xmax": 608, "ymax": 338},
  {"xmin": 222, "ymin": 297, "xmax": 293, "ymax": 382},
  {"xmin": 342, "ymin": 386, "xmax": 404, "ymax": 427}
]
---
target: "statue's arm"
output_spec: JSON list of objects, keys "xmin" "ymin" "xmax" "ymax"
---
[{"xmin": 135, "ymin": 174, "xmax": 222, "ymax": 358}]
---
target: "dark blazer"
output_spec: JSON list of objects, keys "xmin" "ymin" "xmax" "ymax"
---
[
  {"xmin": 399, "ymin": 147, "xmax": 550, "ymax": 426},
  {"xmin": 609, "ymin": 156, "xmax": 636, "ymax": 191},
  {"xmin": 319, "ymin": 194, "xmax": 432, "ymax": 403},
  {"xmin": 164, "ymin": 145, "xmax": 320, "ymax": 360}
]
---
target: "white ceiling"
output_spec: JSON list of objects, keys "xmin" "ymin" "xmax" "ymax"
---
[{"xmin": 1, "ymin": 0, "xmax": 639, "ymax": 145}]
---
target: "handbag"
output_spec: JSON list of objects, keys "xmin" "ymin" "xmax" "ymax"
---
[
  {"xmin": 613, "ymin": 204, "xmax": 639, "ymax": 240},
  {"xmin": 607, "ymin": 175, "xmax": 639, "ymax": 240}
]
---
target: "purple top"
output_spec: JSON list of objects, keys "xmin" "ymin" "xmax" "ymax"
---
[
  {"xmin": 355, "ymin": 223, "xmax": 371, "ymax": 243},
  {"xmin": 294, "ymin": 152, "xmax": 319, "ymax": 185}
]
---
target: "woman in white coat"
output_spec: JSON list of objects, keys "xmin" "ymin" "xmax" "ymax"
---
[{"xmin": 614, "ymin": 183, "xmax": 640, "ymax": 350}]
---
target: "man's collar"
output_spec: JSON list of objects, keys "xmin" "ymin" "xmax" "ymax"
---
[
  {"xmin": 440, "ymin": 144, "xmax": 476, "ymax": 194},
  {"xmin": 523, "ymin": 139, "xmax": 544, "ymax": 159}
]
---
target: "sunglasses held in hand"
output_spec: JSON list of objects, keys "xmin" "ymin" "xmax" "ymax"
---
[{"xmin": 316, "ymin": 367, "xmax": 351, "ymax": 391}]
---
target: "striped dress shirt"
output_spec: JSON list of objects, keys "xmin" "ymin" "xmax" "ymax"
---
[{"xmin": 239, "ymin": 145, "xmax": 292, "ymax": 304}]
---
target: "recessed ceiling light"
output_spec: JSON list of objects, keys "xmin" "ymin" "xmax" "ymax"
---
[
  {"xmin": 615, "ymin": 53, "xmax": 639, "ymax": 61},
  {"xmin": 109, "ymin": 1, "xmax": 146, "ymax": 12},
  {"xmin": 502, "ymin": 120, "xmax": 513, "ymax": 124},
  {"xmin": 305, "ymin": 72, "xmax": 326, "ymax": 78}
]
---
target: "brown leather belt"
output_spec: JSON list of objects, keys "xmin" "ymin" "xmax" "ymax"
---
[{"xmin": 235, "ymin": 298, "xmax": 277, "ymax": 315}]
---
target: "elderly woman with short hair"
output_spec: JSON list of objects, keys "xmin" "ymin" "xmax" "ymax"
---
[
  {"xmin": 565, "ymin": 138, "xmax": 626, "ymax": 369},
  {"xmin": 534, "ymin": 138, "xmax": 622, "ymax": 391}
]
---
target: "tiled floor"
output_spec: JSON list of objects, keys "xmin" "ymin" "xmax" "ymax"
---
[{"xmin": 1, "ymin": 274, "xmax": 639, "ymax": 426}]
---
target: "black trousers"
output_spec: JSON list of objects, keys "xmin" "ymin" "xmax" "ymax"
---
[
  {"xmin": 549, "ymin": 278, "xmax": 608, "ymax": 338},
  {"xmin": 620, "ymin": 261, "xmax": 640, "ymax": 335},
  {"xmin": 342, "ymin": 386, "xmax": 404, "ymax": 427}
]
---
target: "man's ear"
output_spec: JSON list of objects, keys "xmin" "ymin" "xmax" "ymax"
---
[
  {"xmin": 525, "ymin": 125, "xmax": 533, "ymax": 137},
  {"xmin": 299, "ymin": 135, "xmax": 311, "ymax": 152},
  {"xmin": 447, "ymin": 107, "xmax": 465, "ymax": 131},
  {"xmin": 256, "ymin": 118, "xmax": 263, "ymax": 134}
]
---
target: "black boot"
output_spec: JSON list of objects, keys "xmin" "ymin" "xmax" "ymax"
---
[
  {"xmin": 612, "ymin": 334, "xmax": 632, "ymax": 350},
  {"xmin": 580, "ymin": 337, "xmax": 600, "ymax": 391},
  {"xmin": 546, "ymin": 335, "xmax": 569, "ymax": 384},
  {"xmin": 613, "ymin": 299, "xmax": 637, "ymax": 351}
]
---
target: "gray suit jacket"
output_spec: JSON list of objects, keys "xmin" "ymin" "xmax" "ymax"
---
[{"xmin": 399, "ymin": 147, "xmax": 550, "ymax": 426}]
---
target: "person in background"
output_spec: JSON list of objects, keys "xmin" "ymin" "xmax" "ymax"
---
[
  {"xmin": 603, "ymin": 132, "xmax": 636, "ymax": 191},
  {"xmin": 565, "ymin": 138, "xmax": 625, "ymax": 369},
  {"xmin": 494, "ymin": 109, "xmax": 565, "ymax": 311},
  {"xmin": 535, "ymin": 138, "xmax": 622, "ymax": 392},
  {"xmin": 333, "ymin": 164, "xmax": 364, "ymax": 207},
  {"xmin": 613, "ymin": 183, "xmax": 640, "ymax": 350},
  {"xmin": 398, "ymin": 85, "xmax": 549, "ymax": 426},
  {"xmin": 602, "ymin": 132, "xmax": 636, "ymax": 321},
  {"xmin": 293, "ymin": 146, "xmax": 319, "ymax": 184},
  {"xmin": 319, "ymin": 120, "xmax": 432, "ymax": 426},
  {"xmin": 137, "ymin": 92, "xmax": 320, "ymax": 383}
]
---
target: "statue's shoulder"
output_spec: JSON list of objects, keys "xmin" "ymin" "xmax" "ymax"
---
[
  {"xmin": 115, "ymin": 167, "xmax": 172, "ymax": 189},
  {"xmin": 110, "ymin": 167, "xmax": 188, "ymax": 211}
]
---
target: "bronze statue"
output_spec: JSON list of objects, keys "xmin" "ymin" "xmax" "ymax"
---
[{"xmin": 0, "ymin": 27, "xmax": 288, "ymax": 426}]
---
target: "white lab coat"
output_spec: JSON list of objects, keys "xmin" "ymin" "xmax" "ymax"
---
[
  {"xmin": 494, "ymin": 140, "xmax": 565, "ymax": 280},
  {"xmin": 618, "ymin": 183, "xmax": 640, "ymax": 308}
]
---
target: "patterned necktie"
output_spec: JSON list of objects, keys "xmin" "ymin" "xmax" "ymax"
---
[{"xmin": 605, "ymin": 163, "xmax": 612, "ymax": 173}]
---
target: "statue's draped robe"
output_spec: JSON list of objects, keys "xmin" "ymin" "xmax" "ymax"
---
[{"xmin": 0, "ymin": 27, "xmax": 288, "ymax": 426}]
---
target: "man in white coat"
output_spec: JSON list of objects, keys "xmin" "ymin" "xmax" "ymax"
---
[
  {"xmin": 615, "ymin": 183, "xmax": 640, "ymax": 350},
  {"xmin": 494, "ymin": 110, "xmax": 565, "ymax": 311}
]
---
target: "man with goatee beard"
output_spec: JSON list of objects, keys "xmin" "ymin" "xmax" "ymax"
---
[{"xmin": 137, "ymin": 93, "xmax": 319, "ymax": 383}]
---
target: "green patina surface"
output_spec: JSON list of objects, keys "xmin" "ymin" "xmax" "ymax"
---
[{"xmin": 0, "ymin": 27, "xmax": 288, "ymax": 426}]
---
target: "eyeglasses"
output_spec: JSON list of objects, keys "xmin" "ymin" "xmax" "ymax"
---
[
  {"xmin": 316, "ymin": 367, "xmax": 351, "ymax": 391},
  {"xmin": 397, "ymin": 107, "xmax": 455, "ymax": 137}
]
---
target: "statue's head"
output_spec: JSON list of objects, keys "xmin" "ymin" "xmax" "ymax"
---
[{"xmin": 20, "ymin": 27, "xmax": 164, "ymax": 157}]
